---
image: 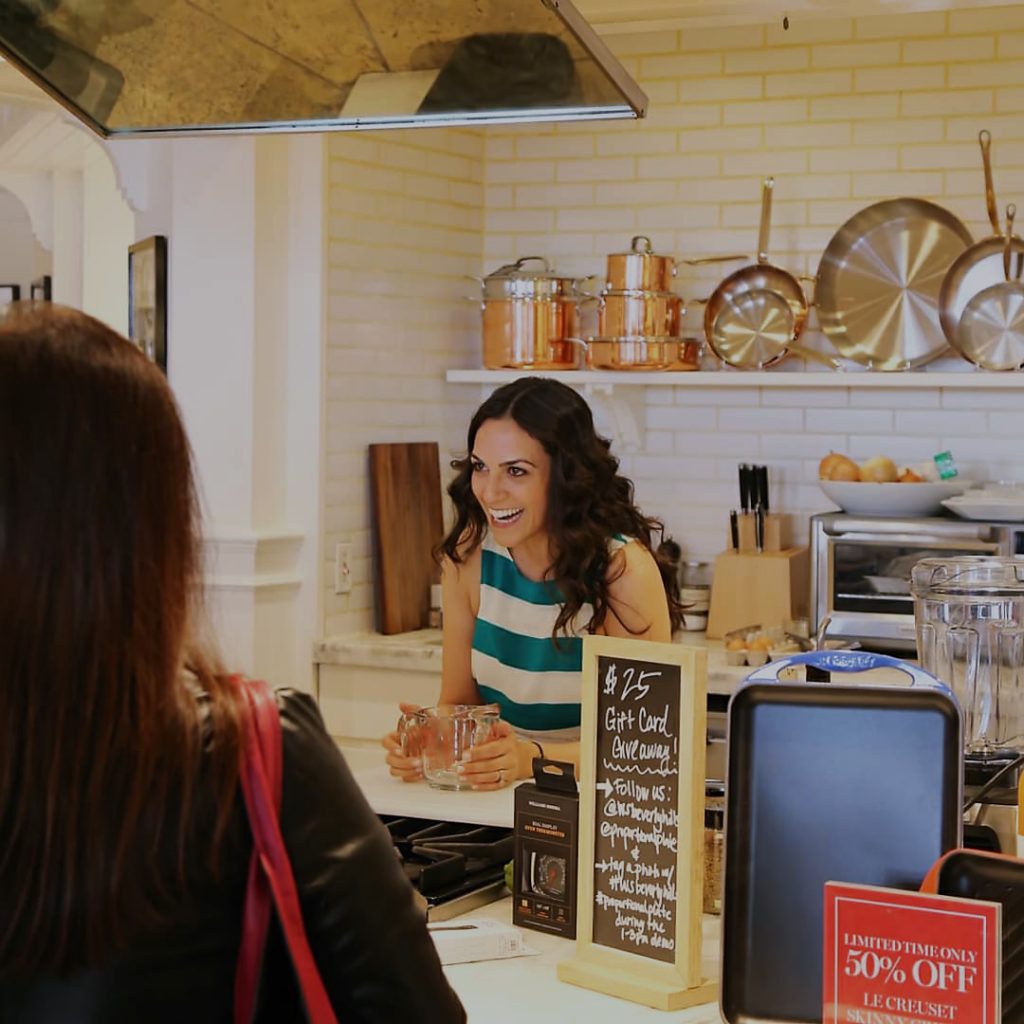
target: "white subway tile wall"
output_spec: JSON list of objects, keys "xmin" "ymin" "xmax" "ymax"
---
[
  {"xmin": 324, "ymin": 130, "xmax": 483, "ymax": 636},
  {"xmin": 325, "ymin": 7, "xmax": 1024, "ymax": 632}
]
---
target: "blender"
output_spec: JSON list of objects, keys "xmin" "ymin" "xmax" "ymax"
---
[{"xmin": 912, "ymin": 557, "xmax": 1024, "ymax": 851}]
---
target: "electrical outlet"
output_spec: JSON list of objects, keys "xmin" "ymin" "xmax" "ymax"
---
[{"xmin": 334, "ymin": 541, "xmax": 353, "ymax": 595}]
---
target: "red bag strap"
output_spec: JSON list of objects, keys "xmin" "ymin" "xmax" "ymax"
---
[{"xmin": 233, "ymin": 677, "xmax": 338, "ymax": 1024}]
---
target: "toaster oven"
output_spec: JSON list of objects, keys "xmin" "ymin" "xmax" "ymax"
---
[{"xmin": 810, "ymin": 512, "xmax": 1024, "ymax": 653}]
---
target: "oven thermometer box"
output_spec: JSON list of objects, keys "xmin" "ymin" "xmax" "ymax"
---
[{"xmin": 513, "ymin": 758, "xmax": 578, "ymax": 939}]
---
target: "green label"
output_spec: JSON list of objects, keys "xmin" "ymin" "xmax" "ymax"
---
[{"xmin": 934, "ymin": 451, "xmax": 958, "ymax": 480}]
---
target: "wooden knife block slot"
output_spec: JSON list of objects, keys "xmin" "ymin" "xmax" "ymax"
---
[
  {"xmin": 706, "ymin": 547, "xmax": 810, "ymax": 640},
  {"xmin": 730, "ymin": 512, "xmax": 789, "ymax": 554}
]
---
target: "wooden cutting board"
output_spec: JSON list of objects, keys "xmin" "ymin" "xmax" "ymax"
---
[{"xmin": 368, "ymin": 442, "xmax": 444, "ymax": 635}]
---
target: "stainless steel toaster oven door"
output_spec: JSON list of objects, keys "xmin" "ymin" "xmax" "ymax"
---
[{"xmin": 815, "ymin": 515, "xmax": 1006, "ymax": 648}]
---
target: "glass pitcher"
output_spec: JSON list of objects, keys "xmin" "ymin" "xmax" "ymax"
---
[
  {"xmin": 912, "ymin": 557, "xmax": 1024, "ymax": 754},
  {"xmin": 397, "ymin": 704, "xmax": 501, "ymax": 791}
]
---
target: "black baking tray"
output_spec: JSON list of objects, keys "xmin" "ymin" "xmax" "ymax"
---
[
  {"xmin": 924, "ymin": 849, "xmax": 1024, "ymax": 1020},
  {"xmin": 721, "ymin": 678, "xmax": 962, "ymax": 1023}
]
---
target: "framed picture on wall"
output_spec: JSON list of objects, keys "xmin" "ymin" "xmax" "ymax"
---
[
  {"xmin": 128, "ymin": 235, "xmax": 167, "ymax": 373},
  {"xmin": 30, "ymin": 276, "xmax": 51, "ymax": 301},
  {"xmin": 0, "ymin": 284, "xmax": 20, "ymax": 307}
]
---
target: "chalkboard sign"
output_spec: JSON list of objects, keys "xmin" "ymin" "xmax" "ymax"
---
[
  {"xmin": 591, "ymin": 652, "xmax": 681, "ymax": 961},
  {"xmin": 558, "ymin": 635, "xmax": 715, "ymax": 1012}
]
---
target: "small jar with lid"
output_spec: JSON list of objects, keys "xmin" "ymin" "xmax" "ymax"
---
[{"xmin": 680, "ymin": 559, "xmax": 711, "ymax": 632}]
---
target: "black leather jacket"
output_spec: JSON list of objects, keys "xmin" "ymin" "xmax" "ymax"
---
[{"xmin": 0, "ymin": 690, "xmax": 466, "ymax": 1023}]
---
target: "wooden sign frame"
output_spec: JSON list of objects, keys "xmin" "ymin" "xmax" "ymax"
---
[{"xmin": 557, "ymin": 634, "xmax": 717, "ymax": 1010}]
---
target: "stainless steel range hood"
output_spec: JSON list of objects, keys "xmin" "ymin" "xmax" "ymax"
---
[{"xmin": 0, "ymin": 0, "xmax": 647, "ymax": 138}]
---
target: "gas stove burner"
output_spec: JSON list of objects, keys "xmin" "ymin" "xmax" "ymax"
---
[{"xmin": 380, "ymin": 815, "xmax": 513, "ymax": 921}]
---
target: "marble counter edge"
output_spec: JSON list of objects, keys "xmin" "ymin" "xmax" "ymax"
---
[
  {"xmin": 315, "ymin": 629, "xmax": 746, "ymax": 693},
  {"xmin": 315, "ymin": 629, "xmax": 444, "ymax": 671}
]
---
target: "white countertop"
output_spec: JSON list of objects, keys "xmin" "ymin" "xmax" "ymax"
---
[
  {"xmin": 355, "ymin": 763, "xmax": 517, "ymax": 827},
  {"xmin": 444, "ymin": 897, "xmax": 723, "ymax": 1024}
]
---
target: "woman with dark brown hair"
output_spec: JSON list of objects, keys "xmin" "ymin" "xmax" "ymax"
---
[
  {"xmin": 0, "ymin": 304, "xmax": 464, "ymax": 1023},
  {"xmin": 383, "ymin": 376, "xmax": 680, "ymax": 789}
]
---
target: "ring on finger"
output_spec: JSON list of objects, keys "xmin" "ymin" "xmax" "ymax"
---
[{"xmin": 498, "ymin": 768, "xmax": 506, "ymax": 785}]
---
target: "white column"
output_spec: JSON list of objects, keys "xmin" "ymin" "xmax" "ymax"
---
[
  {"xmin": 51, "ymin": 169, "xmax": 82, "ymax": 308},
  {"xmin": 80, "ymin": 148, "xmax": 133, "ymax": 333},
  {"xmin": 165, "ymin": 134, "xmax": 325, "ymax": 690}
]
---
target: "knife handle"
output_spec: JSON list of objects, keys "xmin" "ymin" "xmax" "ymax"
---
[
  {"xmin": 739, "ymin": 464, "xmax": 751, "ymax": 513},
  {"xmin": 755, "ymin": 465, "xmax": 769, "ymax": 513},
  {"xmin": 755, "ymin": 504, "xmax": 765, "ymax": 552},
  {"xmin": 729, "ymin": 509, "xmax": 739, "ymax": 550}
]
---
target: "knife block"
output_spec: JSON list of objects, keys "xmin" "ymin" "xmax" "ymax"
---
[
  {"xmin": 706, "ymin": 547, "xmax": 809, "ymax": 640},
  {"xmin": 730, "ymin": 512, "xmax": 789, "ymax": 554}
]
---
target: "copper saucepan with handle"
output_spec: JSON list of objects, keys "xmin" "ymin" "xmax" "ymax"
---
[
  {"xmin": 604, "ymin": 235, "xmax": 747, "ymax": 290},
  {"xmin": 605, "ymin": 235, "xmax": 677, "ymax": 291},
  {"xmin": 704, "ymin": 177, "xmax": 809, "ymax": 367},
  {"xmin": 939, "ymin": 129, "xmax": 1024, "ymax": 347},
  {"xmin": 955, "ymin": 203, "xmax": 1024, "ymax": 371}
]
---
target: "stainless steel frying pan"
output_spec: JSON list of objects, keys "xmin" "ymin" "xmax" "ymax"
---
[
  {"xmin": 710, "ymin": 289, "xmax": 839, "ymax": 369},
  {"xmin": 703, "ymin": 177, "xmax": 808, "ymax": 363},
  {"xmin": 956, "ymin": 204, "xmax": 1024, "ymax": 371},
  {"xmin": 939, "ymin": 130, "xmax": 1024, "ymax": 346},
  {"xmin": 815, "ymin": 198, "xmax": 973, "ymax": 371}
]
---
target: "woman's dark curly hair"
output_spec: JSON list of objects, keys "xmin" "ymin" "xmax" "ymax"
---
[{"xmin": 438, "ymin": 377, "xmax": 683, "ymax": 637}]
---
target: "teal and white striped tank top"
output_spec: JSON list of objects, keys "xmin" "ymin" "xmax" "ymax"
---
[{"xmin": 471, "ymin": 531, "xmax": 630, "ymax": 742}]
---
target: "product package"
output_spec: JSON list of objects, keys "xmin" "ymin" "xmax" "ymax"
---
[{"xmin": 512, "ymin": 758, "xmax": 578, "ymax": 939}]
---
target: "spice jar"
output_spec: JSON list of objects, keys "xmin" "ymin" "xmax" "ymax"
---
[{"xmin": 703, "ymin": 783, "xmax": 725, "ymax": 915}]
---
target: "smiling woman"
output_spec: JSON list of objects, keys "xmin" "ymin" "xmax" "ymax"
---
[{"xmin": 382, "ymin": 377, "xmax": 682, "ymax": 789}]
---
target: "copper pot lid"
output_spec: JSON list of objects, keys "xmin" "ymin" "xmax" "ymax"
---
[{"xmin": 480, "ymin": 257, "xmax": 581, "ymax": 299}]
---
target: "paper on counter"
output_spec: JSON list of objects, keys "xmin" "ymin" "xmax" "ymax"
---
[{"xmin": 428, "ymin": 918, "xmax": 540, "ymax": 966}]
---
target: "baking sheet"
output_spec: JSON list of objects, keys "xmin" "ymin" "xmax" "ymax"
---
[{"xmin": 721, "ymin": 682, "xmax": 962, "ymax": 1023}]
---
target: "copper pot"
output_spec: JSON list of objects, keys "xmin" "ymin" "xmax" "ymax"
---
[
  {"xmin": 585, "ymin": 336, "xmax": 677, "ymax": 371},
  {"xmin": 668, "ymin": 337, "xmax": 703, "ymax": 371},
  {"xmin": 482, "ymin": 299, "xmax": 580, "ymax": 369},
  {"xmin": 474, "ymin": 256, "xmax": 584, "ymax": 370},
  {"xmin": 606, "ymin": 236, "xmax": 677, "ymax": 292},
  {"xmin": 598, "ymin": 290, "xmax": 683, "ymax": 338}
]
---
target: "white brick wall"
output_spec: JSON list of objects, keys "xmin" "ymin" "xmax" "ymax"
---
[{"xmin": 323, "ymin": 130, "xmax": 483, "ymax": 635}]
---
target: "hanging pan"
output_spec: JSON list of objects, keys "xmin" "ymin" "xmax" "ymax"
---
[
  {"xmin": 956, "ymin": 203, "xmax": 1024, "ymax": 371},
  {"xmin": 704, "ymin": 177, "xmax": 809, "ymax": 368},
  {"xmin": 709, "ymin": 289, "xmax": 839, "ymax": 369},
  {"xmin": 815, "ymin": 198, "xmax": 972, "ymax": 371},
  {"xmin": 940, "ymin": 130, "xmax": 1024, "ymax": 347}
]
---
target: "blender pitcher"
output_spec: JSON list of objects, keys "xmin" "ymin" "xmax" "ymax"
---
[{"xmin": 912, "ymin": 557, "xmax": 1024, "ymax": 754}]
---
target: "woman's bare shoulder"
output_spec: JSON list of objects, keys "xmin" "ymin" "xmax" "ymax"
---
[
  {"xmin": 603, "ymin": 540, "xmax": 670, "ymax": 640},
  {"xmin": 442, "ymin": 533, "xmax": 482, "ymax": 579}
]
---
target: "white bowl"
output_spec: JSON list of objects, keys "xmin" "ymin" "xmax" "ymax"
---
[{"xmin": 818, "ymin": 478, "xmax": 970, "ymax": 517}]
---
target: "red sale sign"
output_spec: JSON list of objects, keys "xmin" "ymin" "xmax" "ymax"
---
[{"xmin": 823, "ymin": 882, "xmax": 1000, "ymax": 1024}]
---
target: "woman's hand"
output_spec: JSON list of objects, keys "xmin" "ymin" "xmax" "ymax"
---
[
  {"xmin": 458, "ymin": 721, "xmax": 523, "ymax": 790},
  {"xmin": 381, "ymin": 702, "xmax": 423, "ymax": 783}
]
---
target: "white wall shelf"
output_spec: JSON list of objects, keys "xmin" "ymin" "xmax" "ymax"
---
[{"xmin": 447, "ymin": 369, "xmax": 1024, "ymax": 390}]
